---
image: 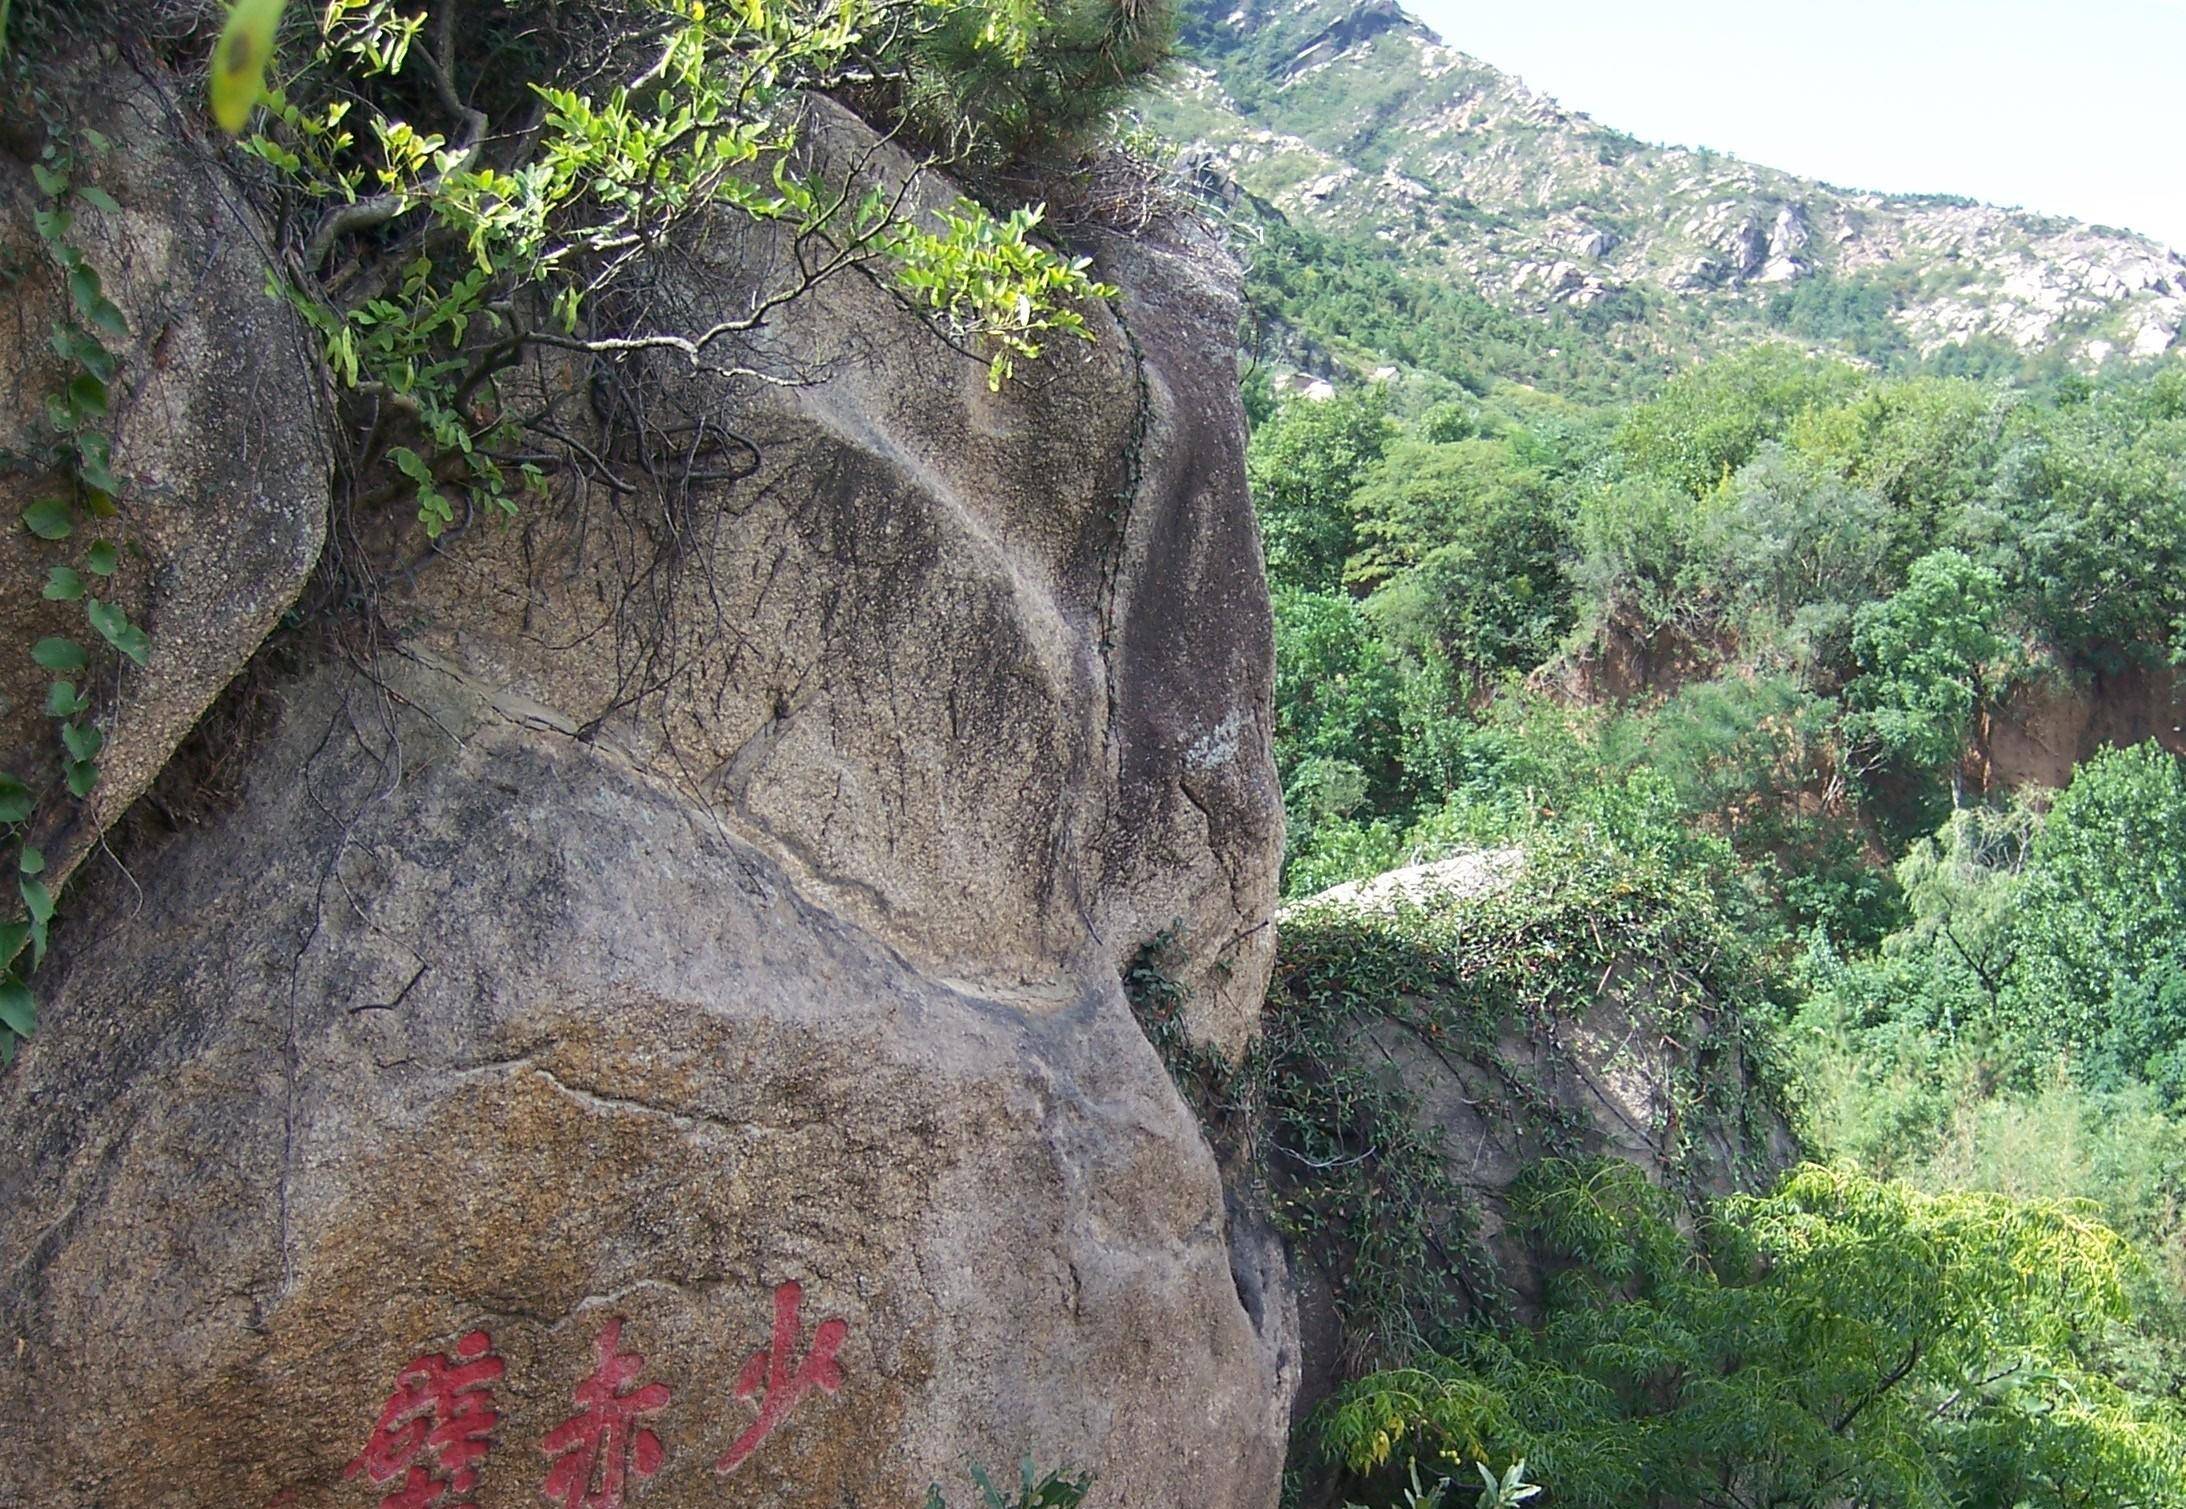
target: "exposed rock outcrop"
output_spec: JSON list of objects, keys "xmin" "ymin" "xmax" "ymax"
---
[
  {"xmin": 1155, "ymin": 0, "xmax": 2186, "ymax": 370},
  {"xmin": 1273, "ymin": 849, "xmax": 1795, "ymax": 1422},
  {"xmin": 0, "ymin": 66, "xmax": 328, "ymax": 901},
  {"xmin": 0, "ymin": 74, "xmax": 1292, "ymax": 1509}
]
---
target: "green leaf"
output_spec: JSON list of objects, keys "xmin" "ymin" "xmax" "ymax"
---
[
  {"xmin": 22, "ymin": 499, "xmax": 73, "ymax": 540},
  {"xmin": 85, "ymin": 540, "xmax": 117, "ymax": 576},
  {"xmin": 63, "ymin": 760, "xmax": 98, "ymax": 799},
  {"xmin": 74, "ymin": 433, "xmax": 119, "ymax": 494},
  {"xmin": 86, "ymin": 600, "xmax": 150, "ymax": 666},
  {"xmin": 31, "ymin": 162, "xmax": 68, "ymax": 197},
  {"xmin": 20, "ymin": 875, "xmax": 53, "ymax": 925},
  {"xmin": 389, "ymin": 445, "xmax": 435, "ymax": 484},
  {"xmin": 59, "ymin": 722, "xmax": 101, "ymax": 764},
  {"xmin": 67, "ymin": 373, "xmax": 107, "ymax": 421},
  {"xmin": 87, "ymin": 297, "xmax": 127, "ymax": 341},
  {"xmin": 42, "ymin": 566, "xmax": 83, "ymax": 601},
  {"xmin": 44, "ymin": 681, "xmax": 85, "ymax": 718},
  {"xmin": 0, "ymin": 775, "xmax": 30, "ymax": 826},
  {"xmin": 66, "ymin": 263, "xmax": 102, "ymax": 320},
  {"xmin": 0, "ymin": 978, "xmax": 35, "ymax": 1038},
  {"xmin": 77, "ymin": 184, "xmax": 120, "ymax": 214},
  {"xmin": 51, "ymin": 323, "xmax": 115, "ymax": 381},
  {"xmin": 31, "ymin": 637, "xmax": 88, "ymax": 672},
  {"xmin": 210, "ymin": 0, "xmax": 287, "ymax": 134},
  {"xmin": 18, "ymin": 846, "xmax": 43, "ymax": 876},
  {"xmin": 0, "ymin": 922, "xmax": 28, "ymax": 963}
]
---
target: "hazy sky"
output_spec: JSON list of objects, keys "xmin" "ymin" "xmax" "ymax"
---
[{"xmin": 1405, "ymin": 0, "xmax": 2186, "ymax": 252}]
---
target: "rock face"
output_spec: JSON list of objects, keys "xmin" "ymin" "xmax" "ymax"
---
[
  {"xmin": 1154, "ymin": 0, "xmax": 2186, "ymax": 368},
  {"xmin": 0, "ymin": 92, "xmax": 1291, "ymax": 1509},
  {"xmin": 1277, "ymin": 851, "xmax": 1795, "ymax": 1420},
  {"xmin": 0, "ymin": 66, "xmax": 328, "ymax": 899}
]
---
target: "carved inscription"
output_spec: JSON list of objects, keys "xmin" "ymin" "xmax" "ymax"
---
[
  {"xmin": 345, "ymin": 1330, "xmax": 506, "ymax": 1509},
  {"xmin": 540, "ymin": 1318, "xmax": 672, "ymax": 1509},
  {"xmin": 716, "ymin": 1281, "xmax": 850, "ymax": 1475},
  {"xmin": 342, "ymin": 1282, "xmax": 849, "ymax": 1503}
]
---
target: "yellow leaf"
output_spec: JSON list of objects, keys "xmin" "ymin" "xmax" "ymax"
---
[{"xmin": 210, "ymin": 0, "xmax": 289, "ymax": 135}]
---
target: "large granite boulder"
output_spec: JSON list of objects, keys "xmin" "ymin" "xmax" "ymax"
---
[
  {"xmin": 0, "ymin": 98, "xmax": 1291, "ymax": 1509},
  {"xmin": 0, "ymin": 66, "xmax": 328, "ymax": 899}
]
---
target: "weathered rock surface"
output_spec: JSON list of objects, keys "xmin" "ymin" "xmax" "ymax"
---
[
  {"xmin": 0, "ymin": 66, "xmax": 328, "ymax": 897},
  {"xmin": 1278, "ymin": 852, "xmax": 1795, "ymax": 1421},
  {"xmin": 1299, "ymin": 852, "xmax": 1792, "ymax": 1272},
  {"xmin": 0, "ymin": 97, "xmax": 1291, "ymax": 1509}
]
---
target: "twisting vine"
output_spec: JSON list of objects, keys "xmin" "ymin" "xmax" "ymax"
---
[{"xmin": 0, "ymin": 128, "xmax": 151, "ymax": 1059}]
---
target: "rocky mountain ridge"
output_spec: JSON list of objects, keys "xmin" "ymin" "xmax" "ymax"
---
[{"xmin": 1151, "ymin": 0, "xmax": 2186, "ymax": 372}]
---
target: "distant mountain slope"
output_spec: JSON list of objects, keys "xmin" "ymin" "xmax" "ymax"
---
[{"xmin": 1147, "ymin": 0, "xmax": 2186, "ymax": 373}]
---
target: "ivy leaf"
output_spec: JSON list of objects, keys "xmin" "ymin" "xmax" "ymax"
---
[
  {"xmin": 59, "ymin": 721, "xmax": 102, "ymax": 764},
  {"xmin": 44, "ymin": 681, "xmax": 86, "ymax": 717},
  {"xmin": 0, "ymin": 977, "xmax": 34, "ymax": 1039},
  {"xmin": 67, "ymin": 373, "xmax": 107, "ymax": 421},
  {"xmin": 30, "ymin": 162, "xmax": 68, "ymax": 197},
  {"xmin": 20, "ymin": 875, "xmax": 53, "ymax": 925},
  {"xmin": 77, "ymin": 184, "xmax": 121, "ymax": 214},
  {"xmin": 64, "ymin": 760, "xmax": 98, "ymax": 799},
  {"xmin": 31, "ymin": 637, "xmax": 88, "ymax": 672},
  {"xmin": 18, "ymin": 846, "xmax": 43, "ymax": 876},
  {"xmin": 0, "ymin": 922, "xmax": 28, "ymax": 963},
  {"xmin": 50, "ymin": 323, "xmax": 115, "ymax": 381},
  {"xmin": 66, "ymin": 263, "xmax": 103, "ymax": 321},
  {"xmin": 86, "ymin": 297, "xmax": 128, "ymax": 341},
  {"xmin": 74, "ymin": 434, "xmax": 119, "ymax": 495},
  {"xmin": 85, "ymin": 539, "xmax": 118, "ymax": 576},
  {"xmin": 86, "ymin": 599, "xmax": 150, "ymax": 666},
  {"xmin": 42, "ymin": 566, "xmax": 84, "ymax": 601},
  {"xmin": 210, "ymin": 0, "xmax": 287, "ymax": 134},
  {"xmin": 389, "ymin": 445, "xmax": 435, "ymax": 485},
  {"xmin": 22, "ymin": 499, "xmax": 73, "ymax": 540},
  {"xmin": 0, "ymin": 775, "xmax": 30, "ymax": 825}
]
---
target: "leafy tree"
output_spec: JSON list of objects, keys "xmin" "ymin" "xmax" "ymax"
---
[
  {"xmin": 2005, "ymin": 743, "xmax": 2186, "ymax": 1083},
  {"xmin": 1711, "ymin": 442, "xmax": 1901, "ymax": 664},
  {"xmin": 1973, "ymin": 375, "xmax": 2186, "ymax": 668},
  {"xmin": 1321, "ymin": 1161, "xmax": 2185, "ymax": 1509},
  {"xmin": 1613, "ymin": 346, "xmax": 1864, "ymax": 500},
  {"xmin": 895, "ymin": 0, "xmax": 1175, "ymax": 163},
  {"xmin": 1273, "ymin": 588, "xmax": 1408, "ymax": 865},
  {"xmin": 1843, "ymin": 550, "xmax": 2005, "ymax": 774},
  {"xmin": 1250, "ymin": 388, "xmax": 1392, "ymax": 592},
  {"xmin": 1348, "ymin": 438, "xmax": 1573, "ymax": 686},
  {"xmin": 1788, "ymin": 376, "xmax": 2002, "ymax": 539},
  {"xmin": 1569, "ymin": 473, "xmax": 1727, "ymax": 637}
]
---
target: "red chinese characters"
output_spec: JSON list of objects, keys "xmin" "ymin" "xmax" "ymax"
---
[
  {"xmin": 716, "ymin": 1280, "xmax": 850, "ymax": 1474},
  {"xmin": 345, "ymin": 1330, "xmax": 506, "ymax": 1509},
  {"xmin": 539, "ymin": 1318, "xmax": 672, "ymax": 1509}
]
